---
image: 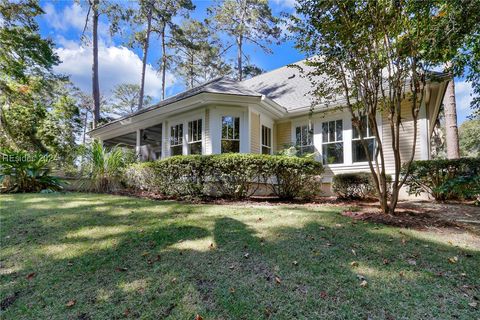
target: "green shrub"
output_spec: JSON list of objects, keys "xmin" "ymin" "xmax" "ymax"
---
[
  {"xmin": 332, "ymin": 172, "xmax": 392, "ymax": 200},
  {"xmin": 269, "ymin": 156, "xmax": 323, "ymax": 200},
  {"xmin": 0, "ymin": 149, "xmax": 63, "ymax": 193},
  {"xmin": 124, "ymin": 154, "xmax": 324, "ymax": 200},
  {"xmin": 208, "ymin": 154, "xmax": 272, "ymax": 199},
  {"xmin": 403, "ymin": 158, "xmax": 480, "ymax": 200}
]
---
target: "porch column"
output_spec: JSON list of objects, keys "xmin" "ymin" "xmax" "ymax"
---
[{"xmin": 136, "ymin": 129, "xmax": 141, "ymax": 160}]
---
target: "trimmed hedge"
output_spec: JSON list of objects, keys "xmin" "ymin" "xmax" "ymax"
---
[
  {"xmin": 332, "ymin": 172, "xmax": 391, "ymax": 200},
  {"xmin": 403, "ymin": 158, "xmax": 480, "ymax": 201},
  {"xmin": 124, "ymin": 154, "xmax": 323, "ymax": 200}
]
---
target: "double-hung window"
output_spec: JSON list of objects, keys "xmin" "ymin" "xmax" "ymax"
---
[
  {"xmin": 322, "ymin": 120, "xmax": 343, "ymax": 164},
  {"xmin": 188, "ymin": 119, "xmax": 202, "ymax": 155},
  {"xmin": 295, "ymin": 125, "xmax": 314, "ymax": 154},
  {"xmin": 261, "ymin": 125, "xmax": 272, "ymax": 154},
  {"xmin": 221, "ymin": 116, "xmax": 240, "ymax": 153},
  {"xmin": 170, "ymin": 123, "xmax": 183, "ymax": 156},
  {"xmin": 352, "ymin": 116, "xmax": 376, "ymax": 162}
]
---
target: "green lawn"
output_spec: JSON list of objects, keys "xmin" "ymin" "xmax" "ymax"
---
[{"xmin": 1, "ymin": 193, "xmax": 479, "ymax": 319}]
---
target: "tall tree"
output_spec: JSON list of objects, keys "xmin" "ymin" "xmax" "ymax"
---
[
  {"xmin": 81, "ymin": 0, "xmax": 102, "ymax": 129},
  {"xmin": 153, "ymin": 0, "xmax": 194, "ymax": 99},
  {"xmin": 291, "ymin": 0, "xmax": 479, "ymax": 214},
  {"xmin": 169, "ymin": 19, "xmax": 231, "ymax": 89},
  {"xmin": 444, "ymin": 74, "xmax": 460, "ymax": 159},
  {"xmin": 0, "ymin": 0, "xmax": 59, "ymax": 150},
  {"xmin": 108, "ymin": 83, "xmax": 152, "ymax": 117},
  {"xmin": 114, "ymin": 0, "xmax": 194, "ymax": 101},
  {"xmin": 116, "ymin": 0, "xmax": 155, "ymax": 110},
  {"xmin": 207, "ymin": 0, "xmax": 281, "ymax": 81}
]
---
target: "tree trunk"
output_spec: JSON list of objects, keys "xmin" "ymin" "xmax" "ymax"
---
[
  {"xmin": 91, "ymin": 0, "xmax": 100, "ymax": 129},
  {"xmin": 237, "ymin": 36, "xmax": 243, "ymax": 81},
  {"xmin": 161, "ymin": 24, "xmax": 167, "ymax": 100},
  {"xmin": 190, "ymin": 54, "xmax": 194, "ymax": 89},
  {"xmin": 82, "ymin": 109, "xmax": 89, "ymax": 145},
  {"xmin": 138, "ymin": 9, "xmax": 152, "ymax": 111},
  {"xmin": 444, "ymin": 77, "xmax": 460, "ymax": 159}
]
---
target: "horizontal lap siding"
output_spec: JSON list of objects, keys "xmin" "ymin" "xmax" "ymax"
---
[
  {"xmin": 251, "ymin": 112, "xmax": 260, "ymax": 153},
  {"xmin": 275, "ymin": 121, "xmax": 292, "ymax": 152},
  {"xmin": 205, "ymin": 108, "xmax": 211, "ymax": 154},
  {"xmin": 381, "ymin": 99, "xmax": 422, "ymax": 174}
]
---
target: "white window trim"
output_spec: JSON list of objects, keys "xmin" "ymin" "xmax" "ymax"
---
[
  {"xmin": 351, "ymin": 116, "xmax": 376, "ymax": 164},
  {"xmin": 259, "ymin": 111, "xmax": 274, "ymax": 155},
  {"xmin": 292, "ymin": 123, "xmax": 314, "ymax": 154},
  {"xmin": 320, "ymin": 119, "xmax": 344, "ymax": 165},
  {"xmin": 210, "ymin": 106, "xmax": 248, "ymax": 154},
  {"xmin": 169, "ymin": 122, "xmax": 184, "ymax": 156},
  {"xmin": 187, "ymin": 118, "xmax": 203, "ymax": 155},
  {"xmin": 221, "ymin": 115, "xmax": 241, "ymax": 153},
  {"xmin": 261, "ymin": 125, "xmax": 272, "ymax": 154},
  {"xmin": 167, "ymin": 110, "xmax": 205, "ymax": 156}
]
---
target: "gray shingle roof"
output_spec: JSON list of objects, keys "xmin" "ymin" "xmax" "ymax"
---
[
  {"xmin": 241, "ymin": 60, "xmax": 317, "ymax": 111},
  {"xmin": 128, "ymin": 77, "xmax": 261, "ymax": 118},
  {"xmin": 92, "ymin": 77, "xmax": 262, "ymax": 131}
]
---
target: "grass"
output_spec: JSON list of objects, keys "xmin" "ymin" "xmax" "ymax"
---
[{"xmin": 1, "ymin": 193, "xmax": 479, "ymax": 319}]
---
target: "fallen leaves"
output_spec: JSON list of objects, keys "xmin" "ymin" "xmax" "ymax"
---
[
  {"xmin": 65, "ymin": 300, "xmax": 76, "ymax": 308},
  {"xmin": 448, "ymin": 256, "xmax": 458, "ymax": 264},
  {"xmin": 115, "ymin": 267, "xmax": 128, "ymax": 272},
  {"xmin": 26, "ymin": 272, "xmax": 36, "ymax": 280},
  {"xmin": 360, "ymin": 280, "xmax": 368, "ymax": 288},
  {"xmin": 320, "ymin": 291, "xmax": 328, "ymax": 299},
  {"xmin": 407, "ymin": 259, "xmax": 417, "ymax": 266},
  {"xmin": 350, "ymin": 261, "xmax": 359, "ymax": 268},
  {"xmin": 275, "ymin": 276, "xmax": 282, "ymax": 284},
  {"xmin": 194, "ymin": 314, "xmax": 203, "ymax": 320}
]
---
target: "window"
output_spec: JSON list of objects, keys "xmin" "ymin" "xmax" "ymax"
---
[
  {"xmin": 170, "ymin": 123, "xmax": 183, "ymax": 156},
  {"xmin": 352, "ymin": 116, "xmax": 376, "ymax": 162},
  {"xmin": 322, "ymin": 120, "xmax": 343, "ymax": 164},
  {"xmin": 188, "ymin": 119, "xmax": 202, "ymax": 155},
  {"xmin": 261, "ymin": 125, "xmax": 272, "ymax": 154},
  {"xmin": 295, "ymin": 124, "xmax": 314, "ymax": 155},
  {"xmin": 221, "ymin": 116, "xmax": 240, "ymax": 153}
]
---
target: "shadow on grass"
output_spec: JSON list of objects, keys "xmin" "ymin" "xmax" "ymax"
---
[{"xmin": 1, "ymin": 193, "xmax": 479, "ymax": 319}]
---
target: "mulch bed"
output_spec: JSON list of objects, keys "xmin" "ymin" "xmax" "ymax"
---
[
  {"xmin": 108, "ymin": 189, "xmax": 477, "ymax": 232},
  {"xmin": 341, "ymin": 209, "xmax": 463, "ymax": 230}
]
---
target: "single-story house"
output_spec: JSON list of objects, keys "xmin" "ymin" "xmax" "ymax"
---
[{"xmin": 89, "ymin": 60, "xmax": 449, "ymax": 196}]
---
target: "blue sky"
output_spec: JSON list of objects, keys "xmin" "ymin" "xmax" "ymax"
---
[{"xmin": 37, "ymin": 0, "xmax": 474, "ymax": 123}]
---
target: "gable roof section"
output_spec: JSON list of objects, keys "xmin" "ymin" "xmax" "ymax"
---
[
  {"xmin": 241, "ymin": 60, "xmax": 319, "ymax": 112},
  {"xmin": 90, "ymin": 77, "xmax": 262, "ymax": 132}
]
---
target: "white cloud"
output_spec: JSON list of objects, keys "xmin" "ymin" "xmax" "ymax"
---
[
  {"xmin": 54, "ymin": 45, "xmax": 175, "ymax": 100},
  {"xmin": 454, "ymin": 80, "xmax": 473, "ymax": 111},
  {"xmin": 43, "ymin": 2, "xmax": 86, "ymax": 31},
  {"xmin": 43, "ymin": 2, "xmax": 111, "ymax": 43},
  {"xmin": 271, "ymin": 0, "xmax": 297, "ymax": 8}
]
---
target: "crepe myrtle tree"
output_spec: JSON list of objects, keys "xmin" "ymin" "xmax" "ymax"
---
[{"xmin": 290, "ymin": 0, "xmax": 457, "ymax": 214}]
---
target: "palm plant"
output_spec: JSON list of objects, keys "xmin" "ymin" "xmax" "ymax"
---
[
  {"xmin": 0, "ymin": 149, "xmax": 63, "ymax": 193},
  {"xmin": 81, "ymin": 140, "xmax": 135, "ymax": 192}
]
